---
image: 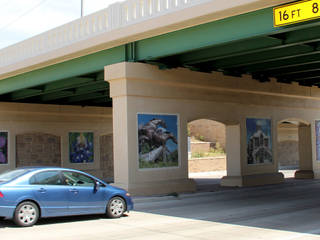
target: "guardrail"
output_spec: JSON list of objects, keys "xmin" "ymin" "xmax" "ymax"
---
[{"xmin": 0, "ymin": 0, "xmax": 211, "ymax": 68}]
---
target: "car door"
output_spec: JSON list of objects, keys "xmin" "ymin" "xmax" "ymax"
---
[
  {"xmin": 62, "ymin": 171, "xmax": 106, "ymax": 215},
  {"xmin": 30, "ymin": 170, "xmax": 69, "ymax": 217}
]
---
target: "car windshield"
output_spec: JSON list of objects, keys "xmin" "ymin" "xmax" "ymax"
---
[{"xmin": 0, "ymin": 169, "xmax": 30, "ymax": 182}]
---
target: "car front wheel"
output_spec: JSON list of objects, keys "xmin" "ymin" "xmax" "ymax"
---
[
  {"xmin": 106, "ymin": 197, "xmax": 126, "ymax": 218},
  {"xmin": 14, "ymin": 201, "xmax": 39, "ymax": 227}
]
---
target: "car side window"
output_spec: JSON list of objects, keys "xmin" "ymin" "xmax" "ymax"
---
[
  {"xmin": 30, "ymin": 171, "xmax": 63, "ymax": 185},
  {"xmin": 62, "ymin": 171, "xmax": 95, "ymax": 187}
]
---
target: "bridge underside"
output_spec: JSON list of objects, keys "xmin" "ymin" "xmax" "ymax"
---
[{"xmin": 1, "ymin": 7, "xmax": 320, "ymax": 106}]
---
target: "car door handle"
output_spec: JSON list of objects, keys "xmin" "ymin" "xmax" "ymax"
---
[
  {"xmin": 69, "ymin": 189, "xmax": 79, "ymax": 194},
  {"xmin": 38, "ymin": 188, "xmax": 46, "ymax": 193}
]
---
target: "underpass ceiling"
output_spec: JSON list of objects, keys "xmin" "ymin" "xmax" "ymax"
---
[{"xmin": 2, "ymin": 4, "xmax": 320, "ymax": 107}]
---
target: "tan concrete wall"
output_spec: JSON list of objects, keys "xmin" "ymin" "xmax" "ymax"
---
[
  {"xmin": 106, "ymin": 62, "xmax": 320, "ymax": 193},
  {"xmin": 16, "ymin": 133, "xmax": 61, "ymax": 167},
  {"xmin": 100, "ymin": 134, "xmax": 114, "ymax": 181},
  {"xmin": 0, "ymin": 102, "xmax": 113, "ymax": 179}
]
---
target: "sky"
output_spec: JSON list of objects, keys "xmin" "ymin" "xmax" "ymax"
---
[{"xmin": 0, "ymin": 0, "xmax": 121, "ymax": 50}]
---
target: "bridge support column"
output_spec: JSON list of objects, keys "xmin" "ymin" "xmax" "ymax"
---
[
  {"xmin": 221, "ymin": 121, "xmax": 284, "ymax": 187},
  {"xmin": 105, "ymin": 62, "xmax": 196, "ymax": 195},
  {"xmin": 221, "ymin": 125, "xmax": 242, "ymax": 186},
  {"xmin": 295, "ymin": 124, "xmax": 314, "ymax": 179}
]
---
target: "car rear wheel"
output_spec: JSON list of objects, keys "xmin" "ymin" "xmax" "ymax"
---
[
  {"xmin": 106, "ymin": 197, "xmax": 126, "ymax": 218},
  {"xmin": 14, "ymin": 201, "xmax": 39, "ymax": 227}
]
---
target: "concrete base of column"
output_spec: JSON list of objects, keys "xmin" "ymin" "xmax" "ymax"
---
[
  {"xmin": 294, "ymin": 170, "xmax": 314, "ymax": 179},
  {"xmin": 221, "ymin": 172, "xmax": 284, "ymax": 187},
  {"xmin": 220, "ymin": 176, "xmax": 243, "ymax": 187},
  {"xmin": 112, "ymin": 178, "xmax": 196, "ymax": 196}
]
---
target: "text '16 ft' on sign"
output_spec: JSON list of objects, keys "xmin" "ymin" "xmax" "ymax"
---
[{"xmin": 274, "ymin": 0, "xmax": 320, "ymax": 27}]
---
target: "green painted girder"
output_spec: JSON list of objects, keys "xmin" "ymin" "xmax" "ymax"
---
[
  {"xmin": 241, "ymin": 52, "xmax": 320, "ymax": 73},
  {"xmin": 43, "ymin": 77, "xmax": 94, "ymax": 92},
  {"xmin": 277, "ymin": 70, "xmax": 320, "ymax": 81},
  {"xmin": 214, "ymin": 45, "xmax": 314, "ymax": 69},
  {"xmin": 284, "ymin": 25, "xmax": 320, "ymax": 44},
  {"xmin": 281, "ymin": 74, "xmax": 320, "ymax": 82},
  {"xmin": 67, "ymin": 91, "xmax": 109, "ymax": 103},
  {"xmin": 0, "ymin": 46, "xmax": 125, "ymax": 95},
  {"xmin": 269, "ymin": 67, "xmax": 320, "ymax": 78},
  {"xmin": 136, "ymin": 8, "xmax": 274, "ymax": 60},
  {"xmin": 41, "ymin": 82, "xmax": 109, "ymax": 102},
  {"xmin": 175, "ymin": 26, "xmax": 320, "ymax": 66},
  {"xmin": 255, "ymin": 61, "xmax": 320, "ymax": 77},
  {"xmin": 10, "ymin": 77, "xmax": 95, "ymax": 100},
  {"xmin": 92, "ymin": 98, "xmax": 112, "ymax": 104},
  {"xmin": 135, "ymin": 7, "xmax": 320, "ymax": 61},
  {"xmin": 10, "ymin": 89, "xmax": 43, "ymax": 100},
  {"xmin": 41, "ymin": 90, "xmax": 73, "ymax": 102},
  {"xmin": 172, "ymin": 37, "xmax": 281, "ymax": 65}
]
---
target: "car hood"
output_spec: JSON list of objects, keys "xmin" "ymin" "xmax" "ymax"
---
[{"xmin": 107, "ymin": 184, "xmax": 127, "ymax": 193}]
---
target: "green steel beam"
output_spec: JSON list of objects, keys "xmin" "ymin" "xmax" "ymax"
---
[
  {"xmin": 10, "ymin": 77, "xmax": 95, "ymax": 100},
  {"xmin": 43, "ymin": 77, "xmax": 94, "ymax": 92},
  {"xmin": 74, "ymin": 82, "xmax": 108, "ymax": 95},
  {"xmin": 289, "ymin": 75, "xmax": 320, "ymax": 82},
  {"xmin": 269, "ymin": 68, "xmax": 320, "ymax": 77},
  {"xmin": 175, "ymin": 26, "xmax": 320, "ymax": 66},
  {"xmin": 256, "ymin": 61, "xmax": 320, "ymax": 76},
  {"xmin": 91, "ymin": 98, "xmax": 112, "ymax": 104},
  {"xmin": 67, "ymin": 91, "xmax": 109, "ymax": 103},
  {"xmin": 284, "ymin": 25, "xmax": 320, "ymax": 44},
  {"xmin": 242, "ymin": 52, "xmax": 320, "ymax": 73},
  {"xmin": 175, "ymin": 37, "xmax": 282, "ymax": 65},
  {"xmin": 215, "ymin": 45, "xmax": 314, "ymax": 69},
  {"xmin": 40, "ymin": 82, "xmax": 109, "ymax": 102},
  {"xmin": 278, "ymin": 70, "xmax": 320, "ymax": 81},
  {"xmin": 126, "ymin": 42, "xmax": 136, "ymax": 62},
  {"xmin": 10, "ymin": 89, "xmax": 43, "ymax": 100},
  {"xmin": 41, "ymin": 91, "xmax": 73, "ymax": 102},
  {"xmin": 95, "ymin": 71, "xmax": 105, "ymax": 81},
  {"xmin": 135, "ymin": 7, "xmax": 320, "ymax": 61},
  {"xmin": 0, "ymin": 46, "xmax": 125, "ymax": 95}
]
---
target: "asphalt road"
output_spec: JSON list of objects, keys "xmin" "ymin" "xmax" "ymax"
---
[{"xmin": 1, "ymin": 177, "xmax": 320, "ymax": 240}]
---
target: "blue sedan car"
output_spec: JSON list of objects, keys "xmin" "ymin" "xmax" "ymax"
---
[{"xmin": 0, "ymin": 167, "xmax": 133, "ymax": 227}]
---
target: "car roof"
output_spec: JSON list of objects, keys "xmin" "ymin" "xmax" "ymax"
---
[{"xmin": 17, "ymin": 166, "xmax": 86, "ymax": 172}]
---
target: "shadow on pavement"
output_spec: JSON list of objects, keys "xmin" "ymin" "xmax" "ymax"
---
[
  {"xmin": 135, "ymin": 176, "xmax": 320, "ymax": 235},
  {"xmin": 0, "ymin": 214, "xmax": 129, "ymax": 228}
]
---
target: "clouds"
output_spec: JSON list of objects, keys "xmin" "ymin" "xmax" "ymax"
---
[{"xmin": 0, "ymin": 0, "xmax": 120, "ymax": 49}]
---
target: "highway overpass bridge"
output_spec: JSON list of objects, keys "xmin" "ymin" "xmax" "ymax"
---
[{"xmin": 0, "ymin": 0, "xmax": 320, "ymax": 195}]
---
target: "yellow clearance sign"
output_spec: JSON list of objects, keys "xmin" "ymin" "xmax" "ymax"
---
[{"xmin": 274, "ymin": 0, "xmax": 320, "ymax": 27}]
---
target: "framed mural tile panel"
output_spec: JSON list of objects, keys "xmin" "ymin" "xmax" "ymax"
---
[
  {"xmin": 316, "ymin": 120, "xmax": 320, "ymax": 161},
  {"xmin": 138, "ymin": 113, "xmax": 179, "ymax": 169},
  {"xmin": 69, "ymin": 132, "xmax": 94, "ymax": 163},
  {"xmin": 0, "ymin": 132, "xmax": 8, "ymax": 164},
  {"xmin": 246, "ymin": 118, "xmax": 272, "ymax": 165}
]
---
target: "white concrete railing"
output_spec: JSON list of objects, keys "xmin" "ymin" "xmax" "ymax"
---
[{"xmin": 0, "ymin": 0, "xmax": 211, "ymax": 68}]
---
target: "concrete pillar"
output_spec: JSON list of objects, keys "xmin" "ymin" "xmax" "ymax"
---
[
  {"xmin": 222, "ymin": 119, "xmax": 284, "ymax": 187},
  {"xmin": 295, "ymin": 124, "xmax": 314, "ymax": 179},
  {"xmin": 105, "ymin": 62, "xmax": 196, "ymax": 195},
  {"xmin": 221, "ymin": 124, "xmax": 242, "ymax": 186}
]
